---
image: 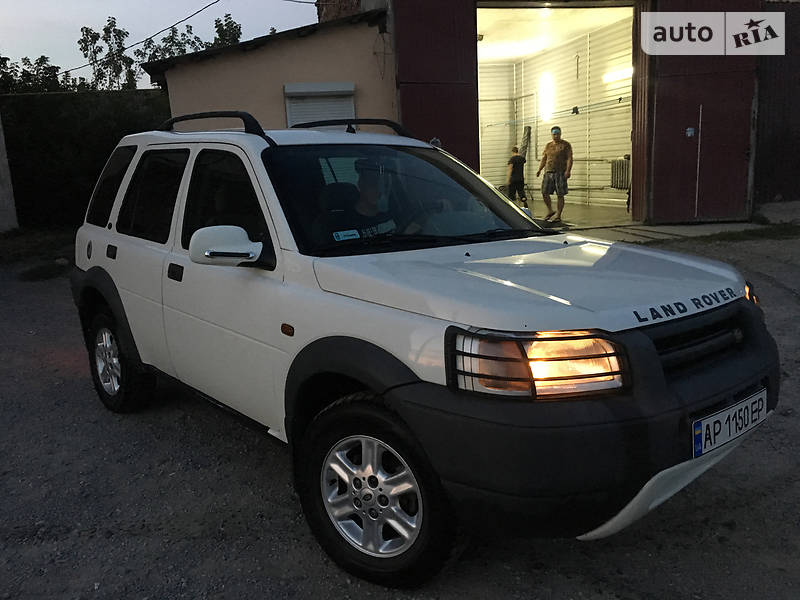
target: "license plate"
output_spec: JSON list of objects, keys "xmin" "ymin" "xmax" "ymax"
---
[{"xmin": 693, "ymin": 389, "xmax": 768, "ymax": 458}]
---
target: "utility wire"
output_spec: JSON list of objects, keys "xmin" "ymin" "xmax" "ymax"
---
[{"xmin": 58, "ymin": 0, "xmax": 221, "ymax": 78}]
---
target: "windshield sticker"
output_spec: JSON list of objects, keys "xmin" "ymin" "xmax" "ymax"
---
[
  {"xmin": 632, "ymin": 287, "xmax": 738, "ymax": 324},
  {"xmin": 333, "ymin": 230, "xmax": 361, "ymax": 242}
]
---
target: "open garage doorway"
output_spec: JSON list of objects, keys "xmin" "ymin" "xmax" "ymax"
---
[{"xmin": 477, "ymin": 5, "xmax": 634, "ymax": 228}]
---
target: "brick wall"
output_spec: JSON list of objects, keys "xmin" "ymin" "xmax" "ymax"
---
[{"xmin": 317, "ymin": 0, "xmax": 362, "ymax": 22}]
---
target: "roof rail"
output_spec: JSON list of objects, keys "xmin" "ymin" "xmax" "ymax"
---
[
  {"xmin": 157, "ymin": 111, "xmax": 275, "ymax": 146},
  {"xmin": 291, "ymin": 118, "xmax": 415, "ymax": 139}
]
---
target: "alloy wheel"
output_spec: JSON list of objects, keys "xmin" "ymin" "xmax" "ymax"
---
[
  {"xmin": 94, "ymin": 327, "xmax": 121, "ymax": 395},
  {"xmin": 320, "ymin": 435, "xmax": 423, "ymax": 557}
]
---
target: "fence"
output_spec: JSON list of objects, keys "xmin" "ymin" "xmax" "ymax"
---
[{"xmin": 0, "ymin": 90, "xmax": 170, "ymax": 229}]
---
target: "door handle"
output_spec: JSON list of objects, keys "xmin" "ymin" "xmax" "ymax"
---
[
  {"xmin": 167, "ymin": 263, "xmax": 184, "ymax": 282},
  {"xmin": 106, "ymin": 244, "xmax": 117, "ymax": 259},
  {"xmin": 204, "ymin": 250, "xmax": 256, "ymax": 259}
]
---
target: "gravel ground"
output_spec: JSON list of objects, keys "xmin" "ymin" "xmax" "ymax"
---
[{"xmin": 0, "ymin": 235, "xmax": 798, "ymax": 599}]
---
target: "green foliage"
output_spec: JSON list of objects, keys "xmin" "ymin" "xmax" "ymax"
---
[
  {"xmin": 0, "ymin": 90, "xmax": 170, "ymax": 228},
  {"xmin": 0, "ymin": 54, "xmax": 85, "ymax": 94},
  {"xmin": 133, "ymin": 24, "xmax": 207, "ymax": 76},
  {"xmin": 3, "ymin": 13, "xmax": 246, "ymax": 92},
  {"xmin": 211, "ymin": 14, "xmax": 243, "ymax": 48},
  {"xmin": 77, "ymin": 17, "xmax": 137, "ymax": 90}
]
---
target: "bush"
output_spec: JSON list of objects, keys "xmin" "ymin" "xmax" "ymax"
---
[{"xmin": 0, "ymin": 90, "xmax": 170, "ymax": 228}]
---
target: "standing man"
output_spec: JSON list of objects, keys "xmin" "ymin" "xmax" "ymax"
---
[
  {"xmin": 536, "ymin": 125, "xmax": 573, "ymax": 223},
  {"xmin": 506, "ymin": 146, "xmax": 527, "ymax": 208}
]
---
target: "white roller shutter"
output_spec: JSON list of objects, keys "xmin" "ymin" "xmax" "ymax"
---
[
  {"xmin": 284, "ymin": 82, "xmax": 356, "ymax": 128},
  {"xmin": 478, "ymin": 63, "xmax": 515, "ymax": 187},
  {"xmin": 286, "ymin": 96, "xmax": 356, "ymax": 127}
]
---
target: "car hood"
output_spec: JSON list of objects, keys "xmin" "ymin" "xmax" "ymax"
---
[{"xmin": 312, "ymin": 235, "xmax": 745, "ymax": 332}]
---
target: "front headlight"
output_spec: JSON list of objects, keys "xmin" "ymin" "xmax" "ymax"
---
[
  {"xmin": 450, "ymin": 329, "xmax": 626, "ymax": 400},
  {"xmin": 744, "ymin": 280, "xmax": 760, "ymax": 305}
]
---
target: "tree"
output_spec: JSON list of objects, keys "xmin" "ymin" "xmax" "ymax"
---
[
  {"xmin": 2, "ymin": 12, "xmax": 246, "ymax": 94},
  {"xmin": 77, "ymin": 16, "xmax": 137, "ymax": 90},
  {"xmin": 132, "ymin": 13, "xmax": 244, "ymax": 84},
  {"xmin": 133, "ymin": 24, "xmax": 207, "ymax": 78},
  {"xmin": 210, "ymin": 14, "xmax": 243, "ymax": 48},
  {"xmin": 0, "ymin": 55, "xmax": 19, "ymax": 93},
  {"xmin": 0, "ymin": 54, "xmax": 78, "ymax": 93}
]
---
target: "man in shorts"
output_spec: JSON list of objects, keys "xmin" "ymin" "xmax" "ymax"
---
[
  {"xmin": 506, "ymin": 146, "xmax": 527, "ymax": 208},
  {"xmin": 536, "ymin": 126, "xmax": 573, "ymax": 223}
]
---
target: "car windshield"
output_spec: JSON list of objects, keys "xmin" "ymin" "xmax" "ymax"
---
[{"xmin": 261, "ymin": 144, "xmax": 546, "ymax": 257}]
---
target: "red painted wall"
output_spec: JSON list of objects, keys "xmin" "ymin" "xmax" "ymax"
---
[
  {"xmin": 393, "ymin": 0, "xmax": 480, "ymax": 169},
  {"xmin": 648, "ymin": 0, "xmax": 758, "ymax": 222}
]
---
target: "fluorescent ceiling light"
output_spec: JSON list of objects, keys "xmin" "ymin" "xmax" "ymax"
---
[
  {"xmin": 478, "ymin": 38, "xmax": 550, "ymax": 62},
  {"xmin": 602, "ymin": 67, "xmax": 633, "ymax": 84}
]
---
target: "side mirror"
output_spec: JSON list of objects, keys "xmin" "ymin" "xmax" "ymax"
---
[{"xmin": 188, "ymin": 226, "xmax": 276, "ymax": 270}]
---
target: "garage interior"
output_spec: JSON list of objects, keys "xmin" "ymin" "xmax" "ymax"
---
[{"xmin": 477, "ymin": 6, "xmax": 634, "ymax": 227}]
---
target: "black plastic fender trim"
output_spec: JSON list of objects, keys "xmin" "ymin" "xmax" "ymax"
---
[
  {"xmin": 283, "ymin": 336, "xmax": 421, "ymax": 443},
  {"xmin": 70, "ymin": 266, "xmax": 143, "ymax": 366}
]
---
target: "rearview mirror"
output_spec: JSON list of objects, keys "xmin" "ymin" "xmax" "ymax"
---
[{"xmin": 188, "ymin": 226, "xmax": 275, "ymax": 270}]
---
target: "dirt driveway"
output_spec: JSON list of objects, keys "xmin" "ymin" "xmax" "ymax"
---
[{"xmin": 1, "ymin": 234, "xmax": 798, "ymax": 599}]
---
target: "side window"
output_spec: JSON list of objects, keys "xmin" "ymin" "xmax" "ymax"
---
[
  {"xmin": 319, "ymin": 157, "xmax": 359, "ymax": 185},
  {"xmin": 86, "ymin": 145, "xmax": 137, "ymax": 227},
  {"xmin": 117, "ymin": 149, "xmax": 189, "ymax": 244},
  {"xmin": 181, "ymin": 150, "xmax": 268, "ymax": 249}
]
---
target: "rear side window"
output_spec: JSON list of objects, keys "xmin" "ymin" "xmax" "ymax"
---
[
  {"xmin": 181, "ymin": 150, "xmax": 268, "ymax": 249},
  {"xmin": 117, "ymin": 149, "xmax": 189, "ymax": 244},
  {"xmin": 86, "ymin": 145, "xmax": 137, "ymax": 227}
]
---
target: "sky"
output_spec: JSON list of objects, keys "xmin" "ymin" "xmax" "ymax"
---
[{"xmin": 0, "ymin": 0, "xmax": 318, "ymax": 83}]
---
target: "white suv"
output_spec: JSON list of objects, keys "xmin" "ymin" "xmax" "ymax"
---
[{"xmin": 71, "ymin": 112, "xmax": 779, "ymax": 586}]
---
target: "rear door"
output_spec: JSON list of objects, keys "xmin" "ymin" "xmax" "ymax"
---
[
  {"xmin": 105, "ymin": 146, "xmax": 191, "ymax": 374},
  {"xmin": 162, "ymin": 144, "xmax": 286, "ymax": 430}
]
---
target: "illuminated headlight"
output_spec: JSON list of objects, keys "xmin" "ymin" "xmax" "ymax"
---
[
  {"xmin": 744, "ymin": 281, "xmax": 760, "ymax": 305},
  {"xmin": 450, "ymin": 329, "xmax": 626, "ymax": 400}
]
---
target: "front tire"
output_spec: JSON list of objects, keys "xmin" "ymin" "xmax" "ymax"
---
[
  {"xmin": 86, "ymin": 313, "xmax": 154, "ymax": 413},
  {"xmin": 296, "ymin": 393, "xmax": 454, "ymax": 587}
]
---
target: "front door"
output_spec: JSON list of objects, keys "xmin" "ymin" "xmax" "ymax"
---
[{"xmin": 162, "ymin": 145, "xmax": 286, "ymax": 431}]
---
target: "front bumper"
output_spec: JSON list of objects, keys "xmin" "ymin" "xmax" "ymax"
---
[{"xmin": 385, "ymin": 300, "xmax": 780, "ymax": 537}]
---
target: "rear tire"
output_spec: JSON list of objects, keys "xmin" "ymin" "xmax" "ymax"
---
[
  {"xmin": 86, "ymin": 313, "xmax": 154, "ymax": 413},
  {"xmin": 295, "ymin": 393, "xmax": 454, "ymax": 587}
]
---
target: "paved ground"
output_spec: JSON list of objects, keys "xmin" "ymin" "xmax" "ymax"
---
[
  {"xmin": 1, "ymin": 232, "xmax": 798, "ymax": 599},
  {"xmin": 528, "ymin": 200, "xmax": 800, "ymax": 243}
]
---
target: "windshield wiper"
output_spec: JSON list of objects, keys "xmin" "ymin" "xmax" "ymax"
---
[
  {"xmin": 465, "ymin": 228, "xmax": 555, "ymax": 240},
  {"xmin": 314, "ymin": 232, "xmax": 479, "ymax": 256}
]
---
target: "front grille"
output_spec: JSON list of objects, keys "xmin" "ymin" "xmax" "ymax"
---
[{"xmin": 642, "ymin": 303, "xmax": 746, "ymax": 373}]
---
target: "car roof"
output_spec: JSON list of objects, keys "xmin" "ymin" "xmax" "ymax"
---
[{"xmin": 120, "ymin": 128, "xmax": 433, "ymax": 152}]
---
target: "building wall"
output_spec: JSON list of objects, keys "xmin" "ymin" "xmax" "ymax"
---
[
  {"xmin": 164, "ymin": 21, "xmax": 397, "ymax": 130},
  {"xmin": 647, "ymin": 0, "xmax": 759, "ymax": 223},
  {"xmin": 395, "ymin": 0, "xmax": 765, "ymax": 223},
  {"xmin": 393, "ymin": 0, "xmax": 480, "ymax": 169},
  {"xmin": 317, "ymin": 0, "xmax": 361, "ymax": 22},
  {"xmin": 755, "ymin": 1, "xmax": 800, "ymax": 203},
  {"xmin": 0, "ymin": 113, "xmax": 18, "ymax": 232}
]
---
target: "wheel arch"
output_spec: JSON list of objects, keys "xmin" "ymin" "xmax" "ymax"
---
[
  {"xmin": 284, "ymin": 337, "xmax": 420, "ymax": 446},
  {"xmin": 70, "ymin": 266, "xmax": 142, "ymax": 365}
]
